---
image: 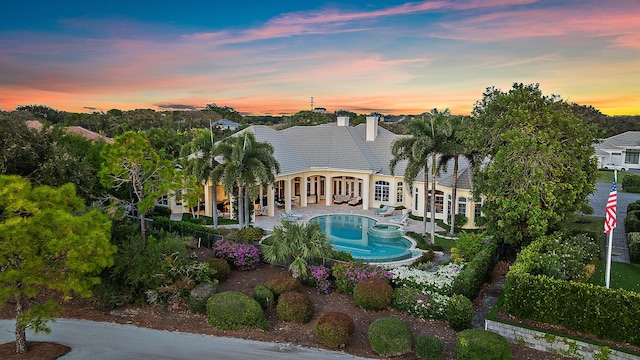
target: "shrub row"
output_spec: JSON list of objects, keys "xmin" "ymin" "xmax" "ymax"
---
[
  {"xmin": 452, "ymin": 238, "xmax": 498, "ymax": 300},
  {"xmin": 625, "ymin": 210, "xmax": 640, "ymax": 233},
  {"xmin": 629, "ymin": 232, "xmax": 640, "ymax": 264},
  {"xmin": 150, "ymin": 216, "xmax": 220, "ymax": 236},
  {"xmin": 622, "ymin": 174, "xmax": 640, "ymax": 193}
]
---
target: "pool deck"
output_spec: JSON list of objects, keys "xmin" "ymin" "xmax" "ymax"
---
[{"xmin": 252, "ymin": 203, "xmax": 444, "ymax": 234}]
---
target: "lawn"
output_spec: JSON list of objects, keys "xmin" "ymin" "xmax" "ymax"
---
[
  {"xmin": 596, "ymin": 169, "xmax": 635, "ymax": 184},
  {"xmin": 591, "ymin": 261, "xmax": 640, "ymax": 293}
]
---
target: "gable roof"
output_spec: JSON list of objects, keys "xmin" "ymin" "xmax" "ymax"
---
[{"xmin": 595, "ymin": 131, "xmax": 640, "ymax": 151}]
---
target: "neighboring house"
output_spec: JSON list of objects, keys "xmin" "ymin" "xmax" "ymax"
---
[
  {"xmin": 196, "ymin": 116, "xmax": 481, "ymax": 229},
  {"xmin": 211, "ymin": 119, "xmax": 240, "ymax": 131},
  {"xmin": 24, "ymin": 120, "xmax": 114, "ymax": 144},
  {"xmin": 593, "ymin": 131, "xmax": 640, "ymax": 171}
]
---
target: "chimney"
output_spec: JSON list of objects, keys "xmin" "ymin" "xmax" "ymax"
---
[
  {"xmin": 366, "ymin": 116, "xmax": 379, "ymax": 141},
  {"xmin": 337, "ymin": 116, "xmax": 349, "ymax": 127}
]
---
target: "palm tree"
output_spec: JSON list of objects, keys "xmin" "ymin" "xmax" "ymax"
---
[
  {"xmin": 180, "ymin": 129, "xmax": 224, "ymax": 228},
  {"xmin": 217, "ymin": 131, "xmax": 280, "ymax": 228},
  {"xmin": 390, "ymin": 109, "xmax": 452, "ymax": 243},
  {"xmin": 437, "ymin": 115, "xmax": 478, "ymax": 236},
  {"xmin": 261, "ymin": 221, "xmax": 335, "ymax": 278}
]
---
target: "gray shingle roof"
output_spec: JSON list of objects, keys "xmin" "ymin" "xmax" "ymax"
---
[{"xmin": 595, "ymin": 131, "xmax": 640, "ymax": 151}]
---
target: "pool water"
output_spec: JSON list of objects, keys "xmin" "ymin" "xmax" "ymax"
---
[{"xmin": 309, "ymin": 214, "xmax": 421, "ymax": 263}]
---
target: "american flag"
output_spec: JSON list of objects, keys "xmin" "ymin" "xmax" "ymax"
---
[{"xmin": 604, "ymin": 178, "xmax": 617, "ymax": 234}]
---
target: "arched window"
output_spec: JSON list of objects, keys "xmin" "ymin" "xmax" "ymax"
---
[
  {"xmin": 396, "ymin": 182, "xmax": 403, "ymax": 203},
  {"xmin": 374, "ymin": 181, "xmax": 390, "ymax": 202}
]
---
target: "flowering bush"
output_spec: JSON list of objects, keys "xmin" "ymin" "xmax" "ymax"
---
[
  {"xmin": 391, "ymin": 287, "xmax": 449, "ymax": 320},
  {"xmin": 213, "ymin": 239, "xmax": 261, "ymax": 270},
  {"xmin": 332, "ymin": 262, "xmax": 392, "ymax": 294},
  {"xmin": 389, "ymin": 263, "xmax": 464, "ymax": 296},
  {"xmin": 300, "ymin": 265, "xmax": 332, "ymax": 294}
]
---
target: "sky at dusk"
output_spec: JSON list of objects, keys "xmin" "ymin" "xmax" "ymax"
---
[{"xmin": 1, "ymin": 0, "xmax": 639, "ymax": 116}]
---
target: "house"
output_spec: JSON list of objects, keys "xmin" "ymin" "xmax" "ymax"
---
[
  {"xmin": 211, "ymin": 119, "xmax": 240, "ymax": 131},
  {"xmin": 593, "ymin": 131, "xmax": 640, "ymax": 171},
  {"xmin": 196, "ymin": 116, "xmax": 481, "ymax": 229},
  {"xmin": 24, "ymin": 121, "xmax": 114, "ymax": 143}
]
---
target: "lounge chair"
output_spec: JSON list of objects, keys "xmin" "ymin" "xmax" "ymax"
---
[
  {"xmin": 389, "ymin": 213, "xmax": 409, "ymax": 226},
  {"xmin": 275, "ymin": 200, "xmax": 285, "ymax": 208},
  {"xmin": 286, "ymin": 209, "xmax": 303, "ymax": 219},
  {"xmin": 373, "ymin": 205, "xmax": 391, "ymax": 215},
  {"xmin": 255, "ymin": 205, "xmax": 266, "ymax": 216},
  {"xmin": 333, "ymin": 194, "xmax": 349, "ymax": 204},
  {"xmin": 377, "ymin": 206, "xmax": 395, "ymax": 217},
  {"xmin": 279, "ymin": 212, "xmax": 298, "ymax": 221},
  {"xmin": 347, "ymin": 196, "xmax": 362, "ymax": 206}
]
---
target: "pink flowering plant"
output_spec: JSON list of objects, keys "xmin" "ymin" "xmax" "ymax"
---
[
  {"xmin": 332, "ymin": 262, "xmax": 392, "ymax": 294},
  {"xmin": 213, "ymin": 239, "xmax": 261, "ymax": 270},
  {"xmin": 300, "ymin": 265, "xmax": 332, "ymax": 294}
]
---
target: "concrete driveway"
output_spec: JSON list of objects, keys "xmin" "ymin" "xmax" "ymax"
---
[{"xmin": 0, "ymin": 319, "xmax": 371, "ymax": 360}]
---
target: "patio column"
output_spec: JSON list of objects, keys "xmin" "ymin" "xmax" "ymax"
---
[
  {"xmin": 268, "ymin": 184, "xmax": 275, "ymax": 217},
  {"xmin": 285, "ymin": 176, "xmax": 292, "ymax": 212},
  {"xmin": 325, "ymin": 173, "xmax": 332, "ymax": 206},
  {"xmin": 301, "ymin": 175, "xmax": 308, "ymax": 207},
  {"xmin": 362, "ymin": 175, "xmax": 370, "ymax": 210},
  {"xmin": 203, "ymin": 181, "xmax": 212, "ymax": 217}
]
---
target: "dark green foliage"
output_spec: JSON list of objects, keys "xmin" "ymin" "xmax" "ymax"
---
[
  {"xmin": 504, "ymin": 236, "xmax": 640, "ymax": 346},
  {"xmin": 414, "ymin": 335, "xmax": 445, "ymax": 360},
  {"xmin": 622, "ymin": 174, "xmax": 640, "ymax": 193},
  {"xmin": 330, "ymin": 250, "xmax": 354, "ymax": 262},
  {"xmin": 187, "ymin": 282, "xmax": 219, "ymax": 314},
  {"xmin": 150, "ymin": 216, "xmax": 220, "ymax": 236},
  {"xmin": 625, "ymin": 211, "xmax": 640, "ymax": 233},
  {"xmin": 452, "ymin": 232, "xmax": 484, "ymax": 262},
  {"xmin": 206, "ymin": 258, "xmax": 231, "ymax": 281},
  {"xmin": 314, "ymin": 312, "xmax": 355, "ymax": 349},
  {"xmin": 206, "ymin": 291, "xmax": 268, "ymax": 330},
  {"xmin": 452, "ymin": 239, "xmax": 498, "ymax": 299},
  {"xmin": 367, "ymin": 317, "xmax": 414, "ymax": 356},
  {"xmin": 629, "ymin": 233, "xmax": 640, "ymax": 264},
  {"xmin": 234, "ymin": 226, "xmax": 264, "ymax": 243},
  {"xmin": 276, "ymin": 291, "xmax": 315, "ymax": 324},
  {"xmin": 149, "ymin": 206, "xmax": 172, "ymax": 218},
  {"xmin": 446, "ymin": 294, "xmax": 473, "ymax": 331},
  {"xmin": 410, "ymin": 250, "xmax": 436, "ymax": 269},
  {"xmin": 455, "ymin": 329, "xmax": 511, "ymax": 360},
  {"xmin": 253, "ymin": 284, "xmax": 275, "ymax": 309},
  {"xmin": 353, "ymin": 278, "xmax": 393, "ymax": 311},
  {"xmin": 628, "ymin": 200, "xmax": 640, "ymax": 213},
  {"xmin": 264, "ymin": 273, "xmax": 301, "ymax": 298}
]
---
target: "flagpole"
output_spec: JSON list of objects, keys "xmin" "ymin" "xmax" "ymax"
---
[
  {"xmin": 605, "ymin": 228, "xmax": 613, "ymax": 289},
  {"xmin": 605, "ymin": 169, "xmax": 617, "ymax": 289}
]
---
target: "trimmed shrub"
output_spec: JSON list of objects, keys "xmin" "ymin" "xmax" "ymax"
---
[
  {"xmin": 206, "ymin": 258, "xmax": 231, "ymax": 281},
  {"xmin": 446, "ymin": 294, "xmax": 473, "ymax": 331},
  {"xmin": 622, "ymin": 174, "xmax": 640, "ymax": 193},
  {"xmin": 629, "ymin": 232, "xmax": 640, "ymax": 264},
  {"xmin": 276, "ymin": 291, "xmax": 315, "ymax": 324},
  {"xmin": 415, "ymin": 335, "xmax": 445, "ymax": 360},
  {"xmin": 625, "ymin": 211, "xmax": 640, "ymax": 233},
  {"xmin": 332, "ymin": 262, "xmax": 392, "ymax": 294},
  {"xmin": 206, "ymin": 291, "xmax": 268, "ymax": 330},
  {"xmin": 235, "ymin": 226, "xmax": 264, "ymax": 243},
  {"xmin": 452, "ymin": 239, "xmax": 498, "ymax": 300},
  {"xmin": 353, "ymin": 278, "xmax": 393, "ymax": 311},
  {"xmin": 264, "ymin": 273, "xmax": 301, "ymax": 298},
  {"xmin": 253, "ymin": 284, "xmax": 275, "ymax": 309},
  {"xmin": 455, "ymin": 329, "xmax": 511, "ymax": 360},
  {"xmin": 187, "ymin": 281, "xmax": 219, "ymax": 314},
  {"xmin": 367, "ymin": 317, "xmax": 414, "ymax": 356},
  {"xmin": 314, "ymin": 312, "xmax": 355, "ymax": 349},
  {"xmin": 628, "ymin": 200, "xmax": 640, "ymax": 213}
]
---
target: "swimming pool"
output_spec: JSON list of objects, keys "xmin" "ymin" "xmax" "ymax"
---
[{"xmin": 309, "ymin": 214, "xmax": 422, "ymax": 263}]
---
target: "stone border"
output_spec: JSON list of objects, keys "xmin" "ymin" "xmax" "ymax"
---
[{"xmin": 485, "ymin": 319, "xmax": 640, "ymax": 360}]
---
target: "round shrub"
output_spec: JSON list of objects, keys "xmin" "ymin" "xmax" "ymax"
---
[
  {"xmin": 314, "ymin": 312, "xmax": 355, "ymax": 349},
  {"xmin": 456, "ymin": 329, "xmax": 511, "ymax": 360},
  {"xmin": 253, "ymin": 284, "xmax": 275, "ymax": 309},
  {"xmin": 367, "ymin": 317, "xmax": 414, "ymax": 356},
  {"xmin": 206, "ymin": 291, "xmax": 268, "ymax": 330},
  {"xmin": 206, "ymin": 258, "xmax": 231, "ymax": 281},
  {"xmin": 415, "ymin": 335, "xmax": 445, "ymax": 360},
  {"xmin": 446, "ymin": 294, "xmax": 473, "ymax": 331},
  {"xmin": 353, "ymin": 278, "xmax": 393, "ymax": 311},
  {"xmin": 264, "ymin": 273, "xmax": 301, "ymax": 297},
  {"xmin": 235, "ymin": 226, "xmax": 264, "ymax": 243},
  {"xmin": 276, "ymin": 291, "xmax": 315, "ymax": 324},
  {"xmin": 187, "ymin": 281, "xmax": 219, "ymax": 314}
]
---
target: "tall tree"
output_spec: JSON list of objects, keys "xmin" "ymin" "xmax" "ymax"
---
[
  {"xmin": 99, "ymin": 131, "xmax": 181, "ymax": 242},
  {"xmin": 390, "ymin": 110, "xmax": 452, "ymax": 242},
  {"xmin": 0, "ymin": 175, "xmax": 115, "ymax": 354},
  {"xmin": 180, "ymin": 129, "xmax": 224, "ymax": 228},
  {"xmin": 437, "ymin": 115, "xmax": 477, "ymax": 235},
  {"xmin": 217, "ymin": 132, "xmax": 280, "ymax": 228},
  {"xmin": 465, "ymin": 83, "xmax": 598, "ymax": 246}
]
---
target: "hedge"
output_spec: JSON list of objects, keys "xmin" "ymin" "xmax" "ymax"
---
[
  {"xmin": 504, "ymin": 251, "xmax": 640, "ymax": 346},
  {"xmin": 628, "ymin": 232, "xmax": 640, "ymax": 264},
  {"xmin": 452, "ymin": 238, "xmax": 498, "ymax": 300},
  {"xmin": 625, "ymin": 210, "xmax": 640, "ymax": 233}
]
